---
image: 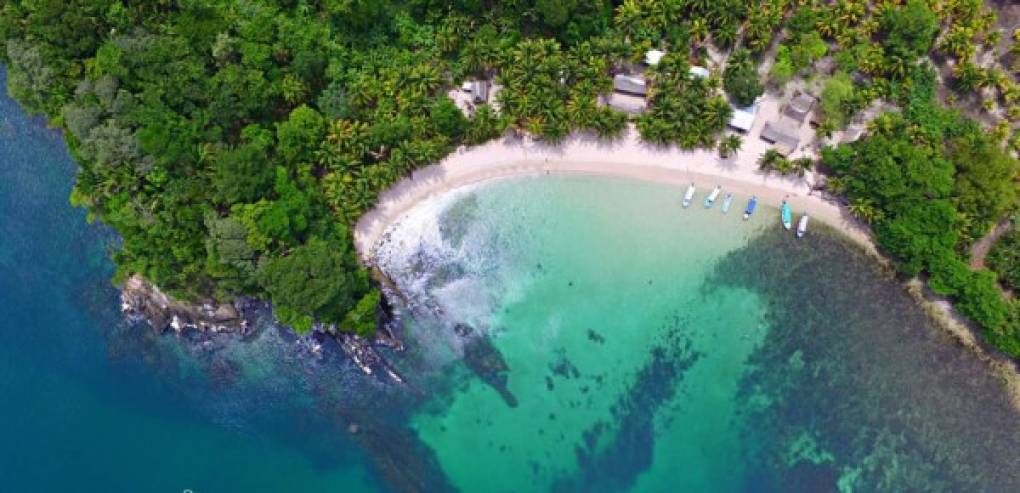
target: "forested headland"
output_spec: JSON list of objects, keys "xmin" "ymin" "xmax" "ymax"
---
[{"xmin": 3, "ymin": 1, "xmax": 1020, "ymax": 357}]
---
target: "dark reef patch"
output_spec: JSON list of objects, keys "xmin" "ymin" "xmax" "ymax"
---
[
  {"xmin": 706, "ymin": 225, "xmax": 1020, "ymax": 492},
  {"xmin": 550, "ymin": 315, "xmax": 702, "ymax": 493}
]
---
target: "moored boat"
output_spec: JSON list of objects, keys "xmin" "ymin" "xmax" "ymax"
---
[
  {"xmin": 743, "ymin": 195, "xmax": 757, "ymax": 220},
  {"xmin": 797, "ymin": 214, "xmax": 809, "ymax": 238},
  {"xmin": 682, "ymin": 183, "xmax": 696, "ymax": 208},
  {"xmin": 780, "ymin": 200, "xmax": 793, "ymax": 230},
  {"xmin": 720, "ymin": 194, "xmax": 734, "ymax": 213},
  {"xmin": 703, "ymin": 186, "xmax": 721, "ymax": 209}
]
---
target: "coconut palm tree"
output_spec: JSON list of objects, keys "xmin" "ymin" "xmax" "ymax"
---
[
  {"xmin": 703, "ymin": 96, "xmax": 734, "ymax": 132},
  {"xmin": 954, "ymin": 61, "xmax": 985, "ymax": 92},
  {"xmin": 718, "ymin": 134, "xmax": 743, "ymax": 158},
  {"xmin": 757, "ymin": 149, "xmax": 785, "ymax": 172},
  {"xmin": 614, "ymin": 0, "xmax": 644, "ymax": 37},
  {"xmin": 826, "ymin": 176, "xmax": 848, "ymax": 195},
  {"xmin": 791, "ymin": 157, "xmax": 814, "ymax": 177},
  {"xmin": 848, "ymin": 198, "xmax": 882, "ymax": 224},
  {"xmin": 939, "ymin": 27, "xmax": 976, "ymax": 60},
  {"xmin": 712, "ymin": 22, "xmax": 738, "ymax": 49},
  {"xmin": 689, "ymin": 18, "xmax": 710, "ymax": 46}
]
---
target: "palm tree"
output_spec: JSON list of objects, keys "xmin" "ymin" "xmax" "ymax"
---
[
  {"xmin": 791, "ymin": 157, "xmax": 814, "ymax": 177},
  {"xmin": 614, "ymin": 0, "xmax": 643, "ymax": 37},
  {"xmin": 940, "ymin": 27, "xmax": 976, "ymax": 60},
  {"xmin": 717, "ymin": 134, "xmax": 742, "ymax": 158},
  {"xmin": 954, "ymin": 61, "xmax": 985, "ymax": 92},
  {"xmin": 689, "ymin": 18, "xmax": 710, "ymax": 46},
  {"xmin": 702, "ymin": 96, "xmax": 733, "ymax": 132},
  {"xmin": 848, "ymin": 198, "xmax": 882, "ymax": 224},
  {"xmin": 757, "ymin": 149, "xmax": 785, "ymax": 172},
  {"xmin": 712, "ymin": 22, "xmax": 738, "ymax": 49},
  {"xmin": 825, "ymin": 176, "xmax": 848, "ymax": 195}
]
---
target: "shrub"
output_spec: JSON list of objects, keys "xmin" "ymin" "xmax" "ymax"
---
[
  {"xmin": 987, "ymin": 226, "xmax": 1020, "ymax": 290},
  {"xmin": 770, "ymin": 48, "xmax": 794, "ymax": 86},
  {"xmin": 724, "ymin": 49, "xmax": 763, "ymax": 106},
  {"xmin": 820, "ymin": 73, "xmax": 855, "ymax": 127}
]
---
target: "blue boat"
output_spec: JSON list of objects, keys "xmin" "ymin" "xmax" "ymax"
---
[
  {"xmin": 743, "ymin": 196, "xmax": 757, "ymax": 220},
  {"xmin": 703, "ymin": 186, "xmax": 721, "ymax": 209},
  {"xmin": 780, "ymin": 200, "xmax": 793, "ymax": 230},
  {"xmin": 720, "ymin": 194, "xmax": 734, "ymax": 213}
]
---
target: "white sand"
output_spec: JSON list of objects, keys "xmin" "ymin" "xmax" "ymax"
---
[
  {"xmin": 355, "ymin": 124, "xmax": 1020, "ymax": 399},
  {"xmin": 354, "ymin": 125, "xmax": 874, "ymax": 259}
]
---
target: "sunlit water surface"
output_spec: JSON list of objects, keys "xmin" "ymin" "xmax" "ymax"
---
[{"xmin": 377, "ymin": 175, "xmax": 1020, "ymax": 492}]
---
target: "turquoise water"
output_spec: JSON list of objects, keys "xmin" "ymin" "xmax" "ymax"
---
[
  {"xmin": 6, "ymin": 58, "xmax": 1020, "ymax": 492},
  {"xmin": 377, "ymin": 176, "xmax": 1020, "ymax": 492}
]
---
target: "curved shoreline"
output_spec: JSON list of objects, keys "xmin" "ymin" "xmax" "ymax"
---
[
  {"xmin": 356, "ymin": 128, "xmax": 1020, "ymax": 408},
  {"xmin": 354, "ymin": 128, "xmax": 875, "ymax": 259}
]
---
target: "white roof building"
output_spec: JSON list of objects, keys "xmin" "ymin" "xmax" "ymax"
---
[
  {"xmin": 688, "ymin": 66, "xmax": 710, "ymax": 79},
  {"xmin": 645, "ymin": 49, "xmax": 665, "ymax": 66},
  {"xmin": 729, "ymin": 101, "xmax": 759, "ymax": 132}
]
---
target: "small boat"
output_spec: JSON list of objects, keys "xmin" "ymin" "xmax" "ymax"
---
[
  {"xmin": 743, "ymin": 195, "xmax": 757, "ymax": 220},
  {"xmin": 797, "ymin": 214, "xmax": 809, "ymax": 238},
  {"xmin": 682, "ymin": 183, "xmax": 696, "ymax": 208},
  {"xmin": 703, "ymin": 186, "xmax": 721, "ymax": 209},
  {"xmin": 780, "ymin": 200, "xmax": 793, "ymax": 230},
  {"xmin": 720, "ymin": 194, "xmax": 734, "ymax": 213}
]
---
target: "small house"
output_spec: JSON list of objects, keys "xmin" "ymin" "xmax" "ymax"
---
[
  {"xmin": 728, "ymin": 101, "xmax": 758, "ymax": 133},
  {"xmin": 688, "ymin": 66, "xmax": 710, "ymax": 79},
  {"xmin": 760, "ymin": 118, "xmax": 801, "ymax": 155},
  {"xmin": 461, "ymin": 79, "xmax": 490, "ymax": 104},
  {"xmin": 604, "ymin": 93, "xmax": 647, "ymax": 114},
  {"xmin": 613, "ymin": 74, "xmax": 648, "ymax": 97}
]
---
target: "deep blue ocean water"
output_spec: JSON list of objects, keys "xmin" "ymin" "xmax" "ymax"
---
[{"xmin": 0, "ymin": 68, "xmax": 391, "ymax": 492}]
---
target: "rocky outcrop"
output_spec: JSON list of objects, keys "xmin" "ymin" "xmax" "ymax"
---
[
  {"xmin": 121, "ymin": 274, "xmax": 408, "ymax": 382},
  {"xmin": 120, "ymin": 274, "xmax": 249, "ymax": 333}
]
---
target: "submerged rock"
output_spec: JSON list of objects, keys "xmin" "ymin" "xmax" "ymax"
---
[{"xmin": 455, "ymin": 323, "xmax": 518, "ymax": 407}]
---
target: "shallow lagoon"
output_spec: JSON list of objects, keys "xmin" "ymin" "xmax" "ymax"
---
[{"xmin": 377, "ymin": 175, "xmax": 1020, "ymax": 492}]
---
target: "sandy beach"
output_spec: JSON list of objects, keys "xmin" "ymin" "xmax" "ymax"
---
[{"xmin": 354, "ymin": 126, "xmax": 874, "ymax": 259}]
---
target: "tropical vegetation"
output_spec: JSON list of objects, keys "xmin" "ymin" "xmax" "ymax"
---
[{"xmin": 3, "ymin": 0, "xmax": 1020, "ymax": 356}]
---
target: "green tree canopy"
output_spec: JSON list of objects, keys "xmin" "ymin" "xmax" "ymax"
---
[
  {"xmin": 257, "ymin": 235, "xmax": 369, "ymax": 334},
  {"xmin": 723, "ymin": 49, "xmax": 763, "ymax": 107},
  {"xmin": 212, "ymin": 142, "xmax": 275, "ymax": 204}
]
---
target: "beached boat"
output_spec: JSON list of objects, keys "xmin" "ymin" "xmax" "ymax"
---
[
  {"xmin": 682, "ymin": 183, "xmax": 696, "ymax": 208},
  {"xmin": 743, "ymin": 196, "xmax": 757, "ymax": 220},
  {"xmin": 720, "ymin": 194, "xmax": 734, "ymax": 213},
  {"xmin": 797, "ymin": 214, "xmax": 809, "ymax": 238},
  {"xmin": 703, "ymin": 186, "xmax": 721, "ymax": 209},
  {"xmin": 780, "ymin": 200, "xmax": 793, "ymax": 230}
]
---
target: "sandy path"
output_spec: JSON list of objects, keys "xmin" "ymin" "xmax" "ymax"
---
[{"xmin": 354, "ymin": 127, "xmax": 874, "ymax": 259}]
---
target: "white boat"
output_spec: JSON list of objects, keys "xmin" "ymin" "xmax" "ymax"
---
[
  {"xmin": 703, "ymin": 186, "xmax": 721, "ymax": 209},
  {"xmin": 720, "ymin": 194, "xmax": 734, "ymax": 213},
  {"xmin": 682, "ymin": 183, "xmax": 696, "ymax": 208},
  {"xmin": 796, "ymin": 214, "xmax": 809, "ymax": 238}
]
